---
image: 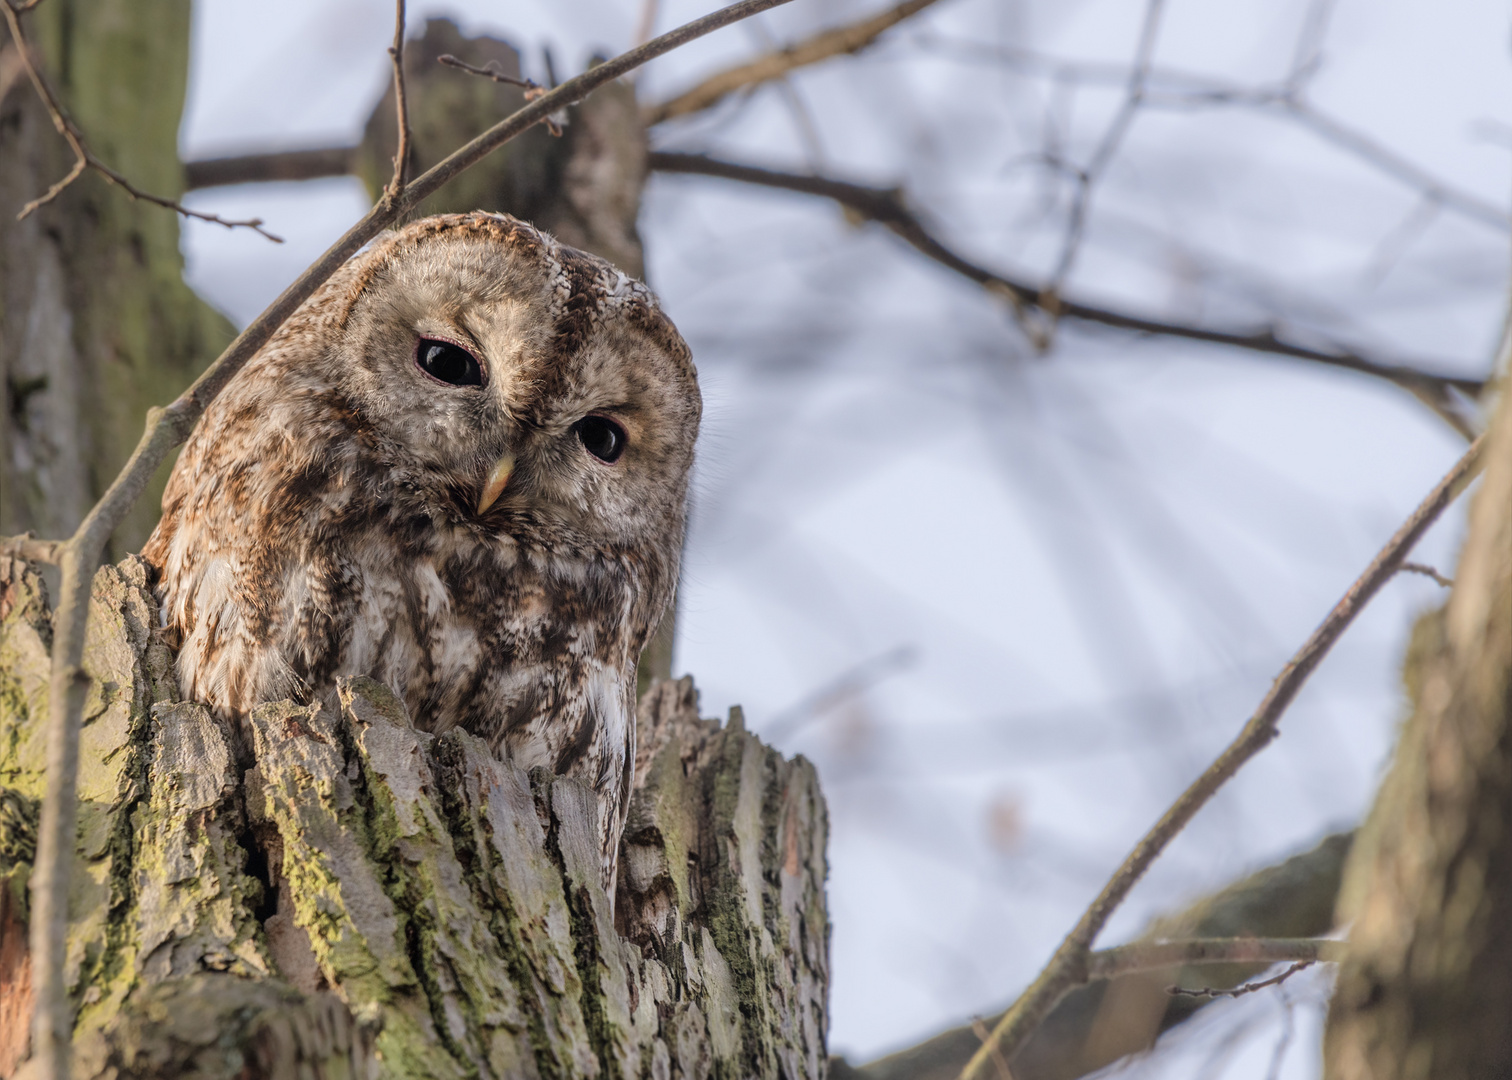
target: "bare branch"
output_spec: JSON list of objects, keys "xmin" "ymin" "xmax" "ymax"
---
[
  {"xmin": 647, "ymin": 151, "xmax": 1485, "ymax": 434},
  {"xmin": 1088, "ymin": 937, "xmax": 1345, "ymax": 981},
  {"xmin": 851, "ymin": 833, "xmax": 1353, "ymax": 1080},
  {"xmin": 915, "ymin": 35, "xmax": 1510, "ymax": 234},
  {"xmin": 1398, "ymin": 561, "xmax": 1453, "ymax": 588},
  {"xmin": 969, "ymin": 1019, "xmax": 1017, "ymax": 1080},
  {"xmin": 384, "ymin": 0, "xmax": 411, "ymax": 199},
  {"xmin": 644, "ymin": 0, "xmax": 942, "ymax": 125},
  {"xmin": 437, "ymin": 53, "xmax": 546, "ymax": 94},
  {"xmin": 437, "ymin": 54, "xmax": 562, "ymax": 135},
  {"xmin": 1168, "ymin": 961, "xmax": 1315, "ymax": 1000},
  {"xmin": 958, "ymin": 434, "xmax": 1486, "ymax": 1080},
  {"xmin": 1, "ymin": 1, "xmax": 282, "ymax": 239},
  {"xmin": 1278, "ymin": 99, "xmax": 1509, "ymax": 232},
  {"xmin": 1044, "ymin": 0, "xmax": 1167, "ymax": 294},
  {"xmin": 23, "ymin": 3, "xmax": 799, "ymax": 1076},
  {"xmin": 183, "ymin": 147, "xmax": 358, "ymax": 190},
  {"xmin": 0, "ymin": 532, "xmax": 65, "ymax": 564}
]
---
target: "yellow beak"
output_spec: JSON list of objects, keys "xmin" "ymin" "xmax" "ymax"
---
[{"xmin": 476, "ymin": 453, "xmax": 515, "ymax": 515}]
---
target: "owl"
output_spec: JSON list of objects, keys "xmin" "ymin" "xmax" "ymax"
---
[{"xmin": 141, "ymin": 212, "xmax": 701, "ymax": 885}]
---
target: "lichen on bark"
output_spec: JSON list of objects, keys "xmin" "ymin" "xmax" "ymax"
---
[{"xmin": 0, "ymin": 558, "xmax": 830, "ymax": 1079}]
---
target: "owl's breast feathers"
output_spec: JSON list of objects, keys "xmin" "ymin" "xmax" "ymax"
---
[
  {"xmin": 143, "ymin": 214, "xmax": 697, "ymax": 883},
  {"xmin": 146, "ymin": 394, "xmax": 655, "ymax": 872}
]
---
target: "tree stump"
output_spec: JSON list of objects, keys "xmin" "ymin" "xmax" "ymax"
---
[{"xmin": 0, "ymin": 556, "xmax": 830, "ymax": 1079}]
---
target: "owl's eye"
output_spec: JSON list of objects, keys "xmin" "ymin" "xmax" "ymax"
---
[
  {"xmin": 416, "ymin": 338, "xmax": 483, "ymax": 387},
  {"xmin": 574, "ymin": 416, "xmax": 626, "ymax": 463}
]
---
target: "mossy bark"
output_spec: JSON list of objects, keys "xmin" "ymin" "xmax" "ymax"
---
[
  {"xmin": 0, "ymin": 0, "xmax": 236, "ymax": 556},
  {"xmin": 0, "ymin": 559, "xmax": 830, "ymax": 1079}
]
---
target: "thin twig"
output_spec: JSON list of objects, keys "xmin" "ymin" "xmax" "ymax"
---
[
  {"xmin": 764, "ymin": 645, "xmax": 918, "ymax": 743},
  {"xmin": 385, "ymin": 0, "xmax": 411, "ymax": 199},
  {"xmin": 1169, "ymin": 961, "xmax": 1315, "ymax": 1000},
  {"xmin": 437, "ymin": 53, "xmax": 547, "ymax": 95},
  {"xmin": 644, "ymin": 0, "xmax": 942, "ymax": 125},
  {"xmin": 436, "ymin": 54, "xmax": 561, "ymax": 134},
  {"xmin": 914, "ymin": 35, "xmax": 1510, "ymax": 233},
  {"xmin": 1043, "ymin": 0, "xmax": 1167, "ymax": 297},
  {"xmin": 958, "ymin": 434, "xmax": 1485, "ymax": 1080},
  {"xmin": 0, "ymin": 532, "xmax": 65, "ymax": 564},
  {"xmin": 969, "ymin": 1018, "xmax": 1016, "ymax": 1080},
  {"xmin": 1399, "ymin": 561, "xmax": 1453, "ymax": 588},
  {"xmin": 2, "ymin": 2, "xmax": 281, "ymax": 240},
  {"xmin": 647, "ymin": 151, "xmax": 1484, "ymax": 435},
  {"xmin": 1285, "ymin": 0, "xmax": 1340, "ymax": 95},
  {"xmin": 24, "ymin": 3, "xmax": 798, "ymax": 1077}
]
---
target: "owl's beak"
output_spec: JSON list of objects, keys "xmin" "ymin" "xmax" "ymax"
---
[{"xmin": 476, "ymin": 453, "xmax": 515, "ymax": 515}]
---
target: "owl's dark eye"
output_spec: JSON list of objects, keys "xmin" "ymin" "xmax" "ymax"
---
[
  {"xmin": 574, "ymin": 416, "xmax": 626, "ymax": 463},
  {"xmin": 415, "ymin": 338, "xmax": 483, "ymax": 387}
]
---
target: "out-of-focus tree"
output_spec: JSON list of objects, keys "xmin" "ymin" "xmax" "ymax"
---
[
  {"xmin": 1323, "ymin": 334, "xmax": 1511, "ymax": 1078},
  {"xmin": 0, "ymin": 0, "xmax": 234, "ymax": 556}
]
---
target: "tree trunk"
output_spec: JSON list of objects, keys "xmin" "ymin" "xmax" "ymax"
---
[
  {"xmin": 0, "ymin": 557, "xmax": 830, "ymax": 1079},
  {"xmin": 1322, "ymin": 381, "xmax": 1512, "ymax": 1075},
  {"xmin": 0, "ymin": 0, "xmax": 236, "ymax": 557}
]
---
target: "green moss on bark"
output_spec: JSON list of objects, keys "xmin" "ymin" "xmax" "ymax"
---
[
  {"xmin": 1, "ymin": 0, "xmax": 236, "ymax": 554},
  {"xmin": 0, "ymin": 567, "xmax": 829, "ymax": 1079}
]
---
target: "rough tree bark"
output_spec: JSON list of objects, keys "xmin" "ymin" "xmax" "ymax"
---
[
  {"xmin": 1323, "ymin": 375, "xmax": 1512, "ymax": 1075},
  {"xmin": 0, "ymin": 557, "xmax": 830, "ymax": 1078},
  {"xmin": 0, "ymin": 0, "xmax": 235, "ymax": 557}
]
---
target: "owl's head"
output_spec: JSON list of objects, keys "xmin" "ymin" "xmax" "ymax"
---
[{"xmin": 311, "ymin": 213, "xmax": 700, "ymax": 562}]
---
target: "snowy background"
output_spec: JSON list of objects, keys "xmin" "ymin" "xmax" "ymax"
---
[{"xmin": 175, "ymin": 0, "xmax": 1510, "ymax": 1073}]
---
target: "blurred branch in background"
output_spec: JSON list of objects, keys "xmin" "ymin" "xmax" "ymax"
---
[
  {"xmin": 647, "ymin": 151, "xmax": 1485, "ymax": 436},
  {"xmin": 643, "ymin": 0, "xmax": 943, "ymax": 124},
  {"xmin": 764, "ymin": 644, "xmax": 919, "ymax": 743},
  {"xmin": 1041, "ymin": 0, "xmax": 1169, "ymax": 294},
  {"xmin": 173, "ymin": 0, "xmax": 1498, "ymax": 443},
  {"xmin": 961, "ymin": 433, "xmax": 1484, "ymax": 1077},
  {"xmin": 1, "ymin": 0, "xmax": 278, "ymax": 237},
  {"xmin": 835, "ymin": 832, "xmax": 1352, "ymax": 1080},
  {"xmin": 910, "ymin": 39, "xmax": 1512, "ymax": 235}
]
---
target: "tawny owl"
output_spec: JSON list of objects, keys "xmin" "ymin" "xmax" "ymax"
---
[{"xmin": 142, "ymin": 212, "xmax": 701, "ymax": 884}]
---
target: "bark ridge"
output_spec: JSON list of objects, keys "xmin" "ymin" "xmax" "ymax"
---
[{"xmin": 0, "ymin": 557, "xmax": 829, "ymax": 1080}]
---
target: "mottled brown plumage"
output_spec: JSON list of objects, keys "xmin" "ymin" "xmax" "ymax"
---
[{"xmin": 142, "ymin": 213, "xmax": 701, "ymax": 885}]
